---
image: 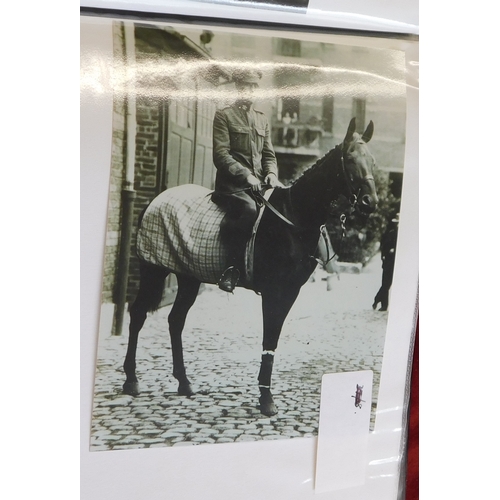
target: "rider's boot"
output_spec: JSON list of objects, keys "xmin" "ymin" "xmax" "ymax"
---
[{"xmin": 218, "ymin": 234, "xmax": 246, "ymax": 293}]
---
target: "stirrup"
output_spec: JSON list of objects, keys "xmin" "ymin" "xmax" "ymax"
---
[{"xmin": 218, "ymin": 266, "xmax": 240, "ymax": 293}]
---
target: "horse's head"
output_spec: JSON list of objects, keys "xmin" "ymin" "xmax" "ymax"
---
[{"xmin": 341, "ymin": 118, "xmax": 378, "ymax": 215}]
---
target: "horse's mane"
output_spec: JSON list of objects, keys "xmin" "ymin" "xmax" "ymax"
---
[
  {"xmin": 290, "ymin": 145, "xmax": 340, "ymax": 187},
  {"xmin": 290, "ymin": 131, "xmax": 371, "ymax": 187}
]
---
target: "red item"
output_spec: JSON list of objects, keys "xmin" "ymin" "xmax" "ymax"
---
[{"xmin": 406, "ymin": 323, "xmax": 419, "ymax": 499}]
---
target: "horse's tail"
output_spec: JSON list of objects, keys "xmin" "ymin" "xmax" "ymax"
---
[{"xmin": 133, "ymin": 261, "xmax": 169, "ymax": 313}]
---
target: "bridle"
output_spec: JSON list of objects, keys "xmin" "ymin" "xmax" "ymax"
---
[{"xmin": 339, "ymin": 142, "xmax": 375, "ymax": 211}]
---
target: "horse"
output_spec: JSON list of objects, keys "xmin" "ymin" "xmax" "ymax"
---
[{"xmin": 122, "ymin": 117, "xmax": 378, "ymax": 417}]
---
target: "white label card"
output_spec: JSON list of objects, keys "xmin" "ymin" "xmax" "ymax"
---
[{"xmin": 315, "ymin": 371, "xmax": 373, "ymax": 494}]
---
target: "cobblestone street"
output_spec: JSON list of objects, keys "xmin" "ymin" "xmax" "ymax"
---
[{"xmin": 90, "ymin": 257, "xmax": 389, "ymax": 451}]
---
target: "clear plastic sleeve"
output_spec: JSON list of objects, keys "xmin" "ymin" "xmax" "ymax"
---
[{"xmin": 81, "ymin": 6, "xmax": 418, "ymax": 499}]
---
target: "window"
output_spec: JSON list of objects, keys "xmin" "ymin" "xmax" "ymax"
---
[
  {"xmin": 282, "ymin": 97, "xmax": 300, "ymax": 120},
  {"xmin": 352, "ymin": 98, "xmax": 366, "ymax": 132},
  {"xmin": 278, "ymin": 38, "xmax": 301, "ymax": 57},
  {"xmin": 322, "ymin": 96, "xmax": 334, "ymax": 133}
]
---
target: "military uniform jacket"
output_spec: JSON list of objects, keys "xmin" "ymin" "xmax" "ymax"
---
[{"xmin": 213, "ymin": 102, "xmax": 278, "ymax": 194}]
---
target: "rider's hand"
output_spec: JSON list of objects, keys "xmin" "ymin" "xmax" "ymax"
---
[
  {"xmin": 264, "ymin": 173, "xmax": 284, "ymax": 188},
  {"xmin": 247, "ymin": 174, "xmax": 261, "ymax": 192}
]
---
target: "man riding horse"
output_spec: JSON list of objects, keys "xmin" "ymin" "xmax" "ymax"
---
[{"xmin": 211, "ymin": 69, "xmax": 283, "ymax": 292}]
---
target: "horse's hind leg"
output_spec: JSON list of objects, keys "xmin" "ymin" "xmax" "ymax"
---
[
  {"xmin": 168, "ymin": 274, "xmax": 201, "ymax": 397},
  {"xmin": 123, "ymin": 263, "xmax": 169, "ymax": 396}
]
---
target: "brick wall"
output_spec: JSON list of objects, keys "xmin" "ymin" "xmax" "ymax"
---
[{"xmin": 127, "ymin": 97, "xmax": 163, "ymax": 301}]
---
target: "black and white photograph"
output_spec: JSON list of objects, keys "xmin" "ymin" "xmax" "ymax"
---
[{"xmin": 87, "ymin": 17, "xmax": 409, "ymax": 452}]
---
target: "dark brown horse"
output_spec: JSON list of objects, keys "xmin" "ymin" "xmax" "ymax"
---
[{"xmin": 123, "ymin": 118, "xmax": 378, "ymax": 416}]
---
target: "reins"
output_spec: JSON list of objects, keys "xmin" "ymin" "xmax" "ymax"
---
[
  {"xmin": 209, "ymin": 186, "xmax": 344, "ymax": 267},
  {"xmin": 208, "ymin": 185, "xmax": 299, "ymax": 228},
  {"xmin": 207, "ymin": 139, "xmax": 373, "ymax": 268},
  {"xmin": 316, "ymin": 224, "xmax": 336, "ymax": 266},
  {"xmin": 252, "ymin": 189, "xmax": 296, "ymax": 227}
]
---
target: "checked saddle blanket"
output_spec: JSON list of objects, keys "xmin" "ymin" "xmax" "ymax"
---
[{"xmin": 136, "ymin": 184, "xmax": 232, "ymax": 285}]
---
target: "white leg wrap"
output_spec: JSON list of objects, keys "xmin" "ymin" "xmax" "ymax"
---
[{"xmin": 262, "ymin": 350, "xmax": 275, "ymax": 356}]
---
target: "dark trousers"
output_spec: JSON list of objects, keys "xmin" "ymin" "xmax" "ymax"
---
[
  {"xmin": 373, "ymin": 255, "xmax": 395, "ymax": 310},
  {"xmin": 212, "ymin": 191, "xmax": 259, "ymax": 271}
]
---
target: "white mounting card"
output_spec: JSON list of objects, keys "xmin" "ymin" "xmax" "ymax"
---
[{"xmin": 315, "ymin": 371, "xmax": 373, "ymax": 493}]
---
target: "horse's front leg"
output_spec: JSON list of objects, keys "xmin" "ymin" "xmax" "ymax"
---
[
  {"xmin": 168, "ymin": 275, "xmax": 201, "ymax": 397},
  {"xmin": 259, "ymin": 286, "xmax": 301, "ymax": 416}
]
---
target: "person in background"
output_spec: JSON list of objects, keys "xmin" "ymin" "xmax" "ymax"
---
[{"xmin": 373, "ymin": 205, "xmax": 400, "ymax": 311}]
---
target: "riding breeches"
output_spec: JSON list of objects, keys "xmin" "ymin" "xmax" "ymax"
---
[{"xmin": 211, "ymin": 191, "xmax": 259, "ymax": 268}]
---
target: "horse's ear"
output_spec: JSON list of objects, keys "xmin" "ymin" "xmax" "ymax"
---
[
  {"xmin": 362, "ymin": 121, "xmax": 374, "ymax": 143},
  {"xmin": 344, "ymin": 118, "xmax": 356, "ymax": 144}
]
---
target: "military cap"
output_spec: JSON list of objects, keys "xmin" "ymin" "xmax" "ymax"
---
[{"xmin": 232, "ymin": 69, "xmax": 263, "ymax": 84}]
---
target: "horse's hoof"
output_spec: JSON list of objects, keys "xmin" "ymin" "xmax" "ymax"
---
[
  {"xmin": 123, "ymin": 381, "xmax": 140, "ymax": 396},
  {"xmin": 259, "ymin": 393, "xmax": 278, "ymax": 417},
  {"xmin": 178, "ymin": 382, "xmax": 195, "ymax": 397}
]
